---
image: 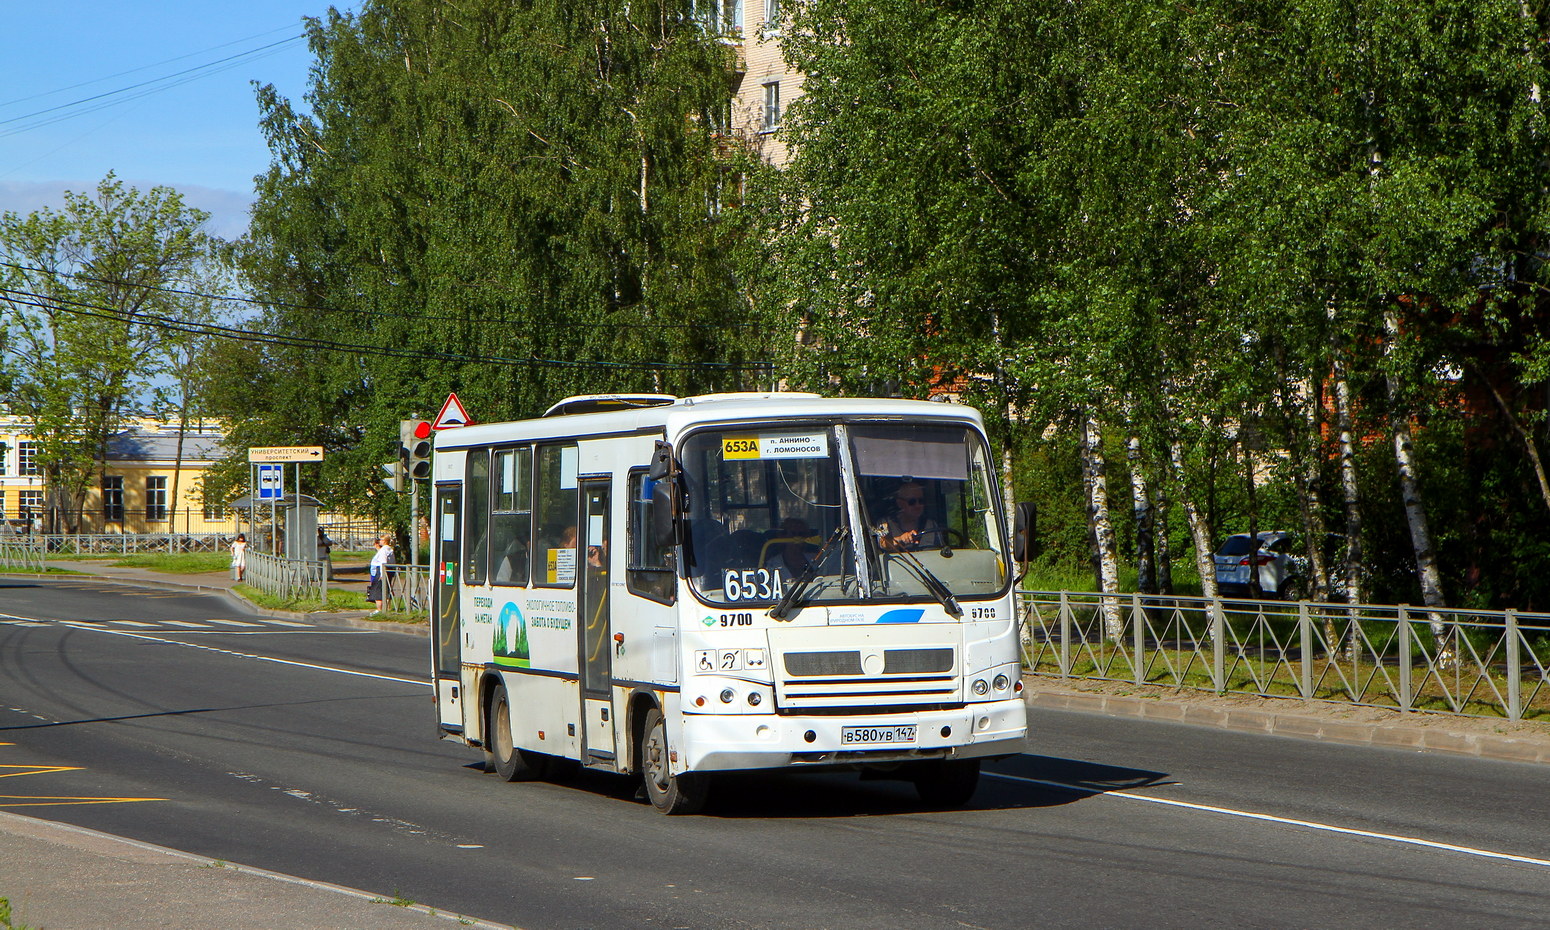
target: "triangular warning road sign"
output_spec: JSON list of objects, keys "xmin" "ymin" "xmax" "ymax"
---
[{"xmin": 432, "ymin": 393, "xmax": 473, "ymax": 430}]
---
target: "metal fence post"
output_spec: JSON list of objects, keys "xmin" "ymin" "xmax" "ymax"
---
[
  {"xmin": 1299, "ymin": 600, "xmax": 1312, "ymax": 699},
  {"xmin": 1132, "ymin": 593, "xmax": 1144, "ymax": 686},
  {"xmin": 1398, "ymin": 604, "xmax": 1411, "ymax": 712},
  {"xmin": 1506, "ymin": 609, "xmax": 1521, "ymax": 721},
  {"xmin": 1211, "ymin": 598, "xmax": 1225, "ymax": 693},
  {"xmin": 1059, "ymin": 591, "xmax": 1072, "ymax": 678}
]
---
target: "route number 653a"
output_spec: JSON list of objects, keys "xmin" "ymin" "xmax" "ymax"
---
[{"xmin": 723, "ymin": 568, "xmax": 785, "ymax": 602}]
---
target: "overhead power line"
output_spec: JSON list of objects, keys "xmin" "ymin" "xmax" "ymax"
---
[
  {"xmin": 0, "ymin": 36, "xmax": 305, "ymax": 140},
  {"xmin": 0, "ymin": 286, "xmax": 773, "ymax": 374},
  {"xmin": 0, "ymin": 259, "xmax": 760, "ymax": 331}
]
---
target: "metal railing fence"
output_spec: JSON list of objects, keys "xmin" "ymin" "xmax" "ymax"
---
[
  {"xmin": 1018, "ymin": 591, "xmax": 1550, "ymax": 722},
  {"xmin": 246, "ymin": 551, "xmax": 328, "ymax": 604},
  {"xmin": 18, "ymin": 533, "xmax": 233, "ymax": 555},
  {"xmin": 0, "ymin": 538, "xmax": 44, "ymax": 571},
  {"xmin": 383, "ymin": 565, "xmax": 430, "ymax": 615}
]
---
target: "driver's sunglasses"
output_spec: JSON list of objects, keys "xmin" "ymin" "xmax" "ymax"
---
[{"xmin": 897, "ymin": 496, "xmax": 923, "ymax": 505}]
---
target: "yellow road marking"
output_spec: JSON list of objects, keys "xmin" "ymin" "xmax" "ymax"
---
[
  {"xmin": 0, "ymin": 764, "xmax": 82, "ymax": 778},
  {"xmin": 0, "ymin": 795, "xmax": 167, "ymax": 807}
]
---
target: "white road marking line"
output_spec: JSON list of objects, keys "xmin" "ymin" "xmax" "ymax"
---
[
  {"xmin": 202, "ymin": 618, "xmax": 263, "ymax": 627},
  {"xmin": 986, "ymin": 772, "xmax": 1550, "ymax": 869},
  {"xmin": 259, "ymin": 619, "xmax": 313, "ymax": 628},
  {"xmin": 105, "ymin": 620, "xmax": 159, "ymax": 628},
  {"xmin": 158, "ymin": 621, "xmax": 212, "ymax": 629},
  {"xmin": 0, "ymin": 611, "xmax": 421, "ymax": 685}
]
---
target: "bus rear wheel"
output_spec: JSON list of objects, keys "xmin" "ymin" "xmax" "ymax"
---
[
  {"xmin": 641, "ymin": 707, "xmax": 707, "ymax": 814},
  {"xmin": 488, "ymin": 684, "xmax": 543, "ymax": 782},
  {"xmin": 912, "ymin": 758, "xmax": 981, "ymax": 808}
]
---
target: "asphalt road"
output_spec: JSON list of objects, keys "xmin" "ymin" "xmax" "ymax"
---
[{"xmin": 2, "ymin": 575, "xmax": 1547, "ymax": 929}]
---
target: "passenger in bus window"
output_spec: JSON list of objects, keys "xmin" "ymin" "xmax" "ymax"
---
[{"xmin": 879, "ymin": 481, "xmax": 943, "ymax": 552}]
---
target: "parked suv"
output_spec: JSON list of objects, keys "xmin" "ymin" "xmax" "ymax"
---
[{"xmin": 1213, "ymin": 531, "xmax": 1303, "ymax": 600}]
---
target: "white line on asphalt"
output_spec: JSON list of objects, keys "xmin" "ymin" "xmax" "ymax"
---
[
  {"xmin": 158, "ymin": 621, "xmax": 211, "ymax": 628},
  {"xmin": 106, "ymin": 620, "xmax": 159, "ymax": 628},
  {"xmin": 202, "ymin": 618, "xmax": 263, "ymax": 627},
  {"xmin": 986, "ymin": 772, "xmax": 1550, "ymax": 869},
  {"xmin": 259, "ymin": 619, "xmax": 314, "ymax": 628},
  {"xmin": 0, "ymin": 612, "xmax": 425, "ymax": 687}
]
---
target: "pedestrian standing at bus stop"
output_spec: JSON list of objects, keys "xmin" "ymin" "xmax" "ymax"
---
[
  {"xmin": 368, "ymin": 535, "xmax": 394, "ymax": 615},
  {"xmin": 230, "ymin": 533, "xmax": 247, "ymax": 582}
]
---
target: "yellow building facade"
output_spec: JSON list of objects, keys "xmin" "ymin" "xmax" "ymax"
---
[{"xmin": 0, "ymin": 415, "xmax": 230, "ymax": 535}]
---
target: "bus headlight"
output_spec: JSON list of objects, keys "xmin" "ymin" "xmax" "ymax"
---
[
  {"xmin": 747, "ymin": 691, "xmax": 762, "ymax": 707},
  {"xmin": 972, "ymin": 679, "xmax": 989, "ymax": 696},
  {"xmin": 720, "ymin": 688, "xmax": 736, "ymax": 704},
  {"xmin": 993, "ymin": 674, "xmax": 1010, "ymax": 692}
]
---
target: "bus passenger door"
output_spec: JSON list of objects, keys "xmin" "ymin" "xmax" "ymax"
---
[
  {"xmin": 433, "ymin": 485, "xmax": 464, "ymax": 733},
  {"xmin": 578, "ymin": 479, "xmax": 616, "ymax": 763}
]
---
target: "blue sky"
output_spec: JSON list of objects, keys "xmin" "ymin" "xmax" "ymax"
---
[{"xmin": 0, "ymin": 3, "xmax": 355, "ymax": 241}]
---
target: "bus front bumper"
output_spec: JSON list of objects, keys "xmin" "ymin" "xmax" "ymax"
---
[{"xmin": 680, "ymin": 698, "xmax": 1027, "ymax": 773}]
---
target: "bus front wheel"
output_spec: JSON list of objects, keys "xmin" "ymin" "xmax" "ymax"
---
[
  {"xmin": 488, "ymin": 684, "xmax": 543, "ymax": 782},
  {"xmin": 641, "ymin": 707, "xmax": 707, "ymax": 814},
  {"xmin": 912, "ymin": 758, "xmax": 981, "ymax": 807}
]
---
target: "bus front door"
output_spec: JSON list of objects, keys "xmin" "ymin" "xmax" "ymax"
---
[
  {"xmin": 433, "ymin": 485, "xmax": 464, "ymax": 733},
  {"xmin": 578, "ymin": 479, "xmax": 616, "ymax": 764}
]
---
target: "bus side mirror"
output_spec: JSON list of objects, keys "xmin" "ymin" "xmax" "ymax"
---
[
  {"xmin": 1013, "ymin": 501, "xmax": 1038, "ymax": 564},
  {"xmin": 650, "ymin": 478, "xmax": 678, "ymax": 548},
  {"xmin": 647, "ymin": 441, "xmax": 675, "ymax": 481}
]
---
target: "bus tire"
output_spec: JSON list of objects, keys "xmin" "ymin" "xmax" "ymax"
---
[
  {"xmin": 912, "ymin": 758, "xmax": 980, "ymax": 808},
  {"xmin": 641, "ymin": 707, "xmax": 707, "ymax": 814},
  {"xmin": 489, "ymin": 684, "xmax": 543, "ymax": 782}
]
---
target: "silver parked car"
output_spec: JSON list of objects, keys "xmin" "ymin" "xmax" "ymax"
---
[{"xmin": 1213, "ymin": 531, "xmax": 1303, "ymax": 600}]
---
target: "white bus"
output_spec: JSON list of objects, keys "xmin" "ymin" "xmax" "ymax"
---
[{"xmin": 429, "ymin": 392, "xmax": 1027, "ymax": 813}]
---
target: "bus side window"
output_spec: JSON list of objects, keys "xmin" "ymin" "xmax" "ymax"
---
[
  {"xmin": 491, "ymin": 447, "xmax": 531, "ymax": 586},
  {"xmin": 627, "ymin": 470, "xmax": 675, "ymax": 604},
  {"xmin": 533, "ymin": 444, "xmax": 578, "ymax": 587},
  {"xmin": 464, "ymin": 449, "xmax": 490, "ymax": 585}
]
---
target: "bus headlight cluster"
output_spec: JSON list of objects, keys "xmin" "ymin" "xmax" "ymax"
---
[
  {"xmin": 972, "ymin": 679, "xmax": 990, "ymax": 696},
  {"xmin": 697, "ymin": 683, "xmax": 771, "ymax": 712},
  {"xmin": 993, "ymin": 674, "xmax": 1011, "ymax": 692}
]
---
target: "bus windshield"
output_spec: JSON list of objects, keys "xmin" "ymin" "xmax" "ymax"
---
[{"xmin": 679, "ymin": 421, "xmax": 1008, "ymax": 609}]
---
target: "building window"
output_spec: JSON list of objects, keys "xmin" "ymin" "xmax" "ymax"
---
[
  {"xmin": 694, "ymin": 0, "xmax": 742, "ymax": 34},
  {"xmin": 146, "ymin": 476, "xmax": 167, "ymax": 522},
  {"xmin": 203, "ymin": 503, "xmax": 226, "ymax": 521},
  {"xmin": 103, "ymin": 476, "xmax": 125, "ymax": 523},
  {"xmin": 0, "ymin": 442, "xmax": 8, "ymax": 476},
  {"xmin": 764, "ymin": 0, "xmax": 780, "ymax": 30},
  {"xmin": 0, "ymin": 490, "xmax": 6, "ymax": 518},
  {"xmin": 18, "ymin": 441, "xmax": 39, "ymax": 476},
  {"xmin": 762, "ymin": 81, "xmax": 781, "ymax": 132},
  {"xmin": 19, "ymin": 490, "xmax": 42, "ymax": 520}
]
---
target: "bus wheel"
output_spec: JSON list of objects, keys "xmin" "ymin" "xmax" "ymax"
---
[
  {"xmin": 489, "ymin": 684, "xmax": 543, "ymax": 782},
  {"xmin": 641, "ymin": 707, "xmax": 707, "ymax": 814},
  {"xmin": 912, "ymin": 758, "xmax": 980, "ymax": 807}
]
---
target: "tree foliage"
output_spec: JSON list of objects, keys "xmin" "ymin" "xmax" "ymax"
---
[
  {"xmin": 220, "ymin": 0, "xmax": 767, "ymax": 523},
  {"xmin": 0, "ymin": 174, "xmax": 227, "ymax": 530}
]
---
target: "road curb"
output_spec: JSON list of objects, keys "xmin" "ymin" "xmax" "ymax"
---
[{"xmin": 1025, "ymin": 682, "xmax": 1550, "ymax": 766}]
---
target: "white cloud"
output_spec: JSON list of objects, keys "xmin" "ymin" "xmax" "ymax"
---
[{"xmin": 0, "ymin": 178, "xmax": 254, "ymax": 242}]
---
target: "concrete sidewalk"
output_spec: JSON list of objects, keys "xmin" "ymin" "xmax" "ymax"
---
[
  {"xmin": 1024, "ymin": 678, "xmax": 1550, "ymax": 765},
  {"xmin": 0, "ymin": 811, "xmax": 511, "ymax": 930}
]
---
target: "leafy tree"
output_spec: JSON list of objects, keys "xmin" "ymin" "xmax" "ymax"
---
[
  {"xmin": 0, "ymin": 174, "xmax": 223, "ymax": 531},
  {"xmin": 221, "ymin": 0, "xmax": 765, "ymax": 524}
]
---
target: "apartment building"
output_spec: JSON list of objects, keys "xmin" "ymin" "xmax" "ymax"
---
[{"xmin": 710, "ymin": 0, "xmax": 803, "ymax": 168}]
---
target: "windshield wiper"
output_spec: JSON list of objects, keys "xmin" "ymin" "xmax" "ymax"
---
[
  {"xmin": 768, "ymin": 524, "xmax": 849, "ymax": 621},
  {"xmin": 882, "ymin": 538, "xmax": 963, "ymax": 618}
]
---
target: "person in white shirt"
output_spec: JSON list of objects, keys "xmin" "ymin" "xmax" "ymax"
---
[{"xmin": 368, "ymin": 535, "xmax": 394, "ymax": 615}]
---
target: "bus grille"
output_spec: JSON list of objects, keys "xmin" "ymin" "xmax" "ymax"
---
[{"xmin": 776, "ymin": 648, "xmax": 959, "ymax": 710}]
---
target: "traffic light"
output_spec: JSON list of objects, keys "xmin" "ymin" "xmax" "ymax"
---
[
  {"xmin": 399, "ymin": 419, "xmax": 433, "ymax": 481},
  {"xmin": 381, "ymin": 461, "xmax": 405, "ymax": 493}
]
